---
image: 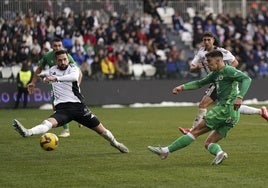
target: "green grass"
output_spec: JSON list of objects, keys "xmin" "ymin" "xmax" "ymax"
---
[{"xmin": 1, "ymin": 106, "xmax": 268, "ymax": 188}]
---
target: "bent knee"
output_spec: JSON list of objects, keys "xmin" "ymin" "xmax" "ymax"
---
[
  {"xmin": 199, "ymin": 98, "xmax": 213, "ymax": 108},
  {"xmin": 204, "ymin": 142, "xmax": 210, "ymax": 150},
  {"xmin": 199, "ymin": 102, "xmax": 209, "ymax": 108}
]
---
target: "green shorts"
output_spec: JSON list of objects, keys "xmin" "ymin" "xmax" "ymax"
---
[{"xmin": 204, "ymin": 105, "xmax": 240, "ymax": 137}]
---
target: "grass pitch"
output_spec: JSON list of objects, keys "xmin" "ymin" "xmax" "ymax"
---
[{"xmin": 1, "ymin": 106, "xmax": 268, "ymax": 188}]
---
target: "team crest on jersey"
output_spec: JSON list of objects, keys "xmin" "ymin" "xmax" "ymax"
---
[{"xmin": 218, "ymin": 75, "xmax": 223, "ymax": 80}]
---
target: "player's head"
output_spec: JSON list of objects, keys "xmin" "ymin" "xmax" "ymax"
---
[
  {"xmin": 55, "ymin": 49, "xmax": 69, "ymax": 70},
  {"xmin": 202, "ymin": 31, "xmax": 215, "ymax": 50},
  {"xmin": 52, "ymin": 38, "xmax": 63, "ymax": 52},
  {"xmin": 205, "ymin": 50, "xmax": 224, "ymax": 71}
]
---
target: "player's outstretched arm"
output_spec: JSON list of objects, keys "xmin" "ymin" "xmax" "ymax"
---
[
  {"xmin": 172, "ymin": 85, "xmax": 184, "ymax": 95},
  {"xmin": 27, "ymin": 65, "xmax": 43, "ymax": 94}
]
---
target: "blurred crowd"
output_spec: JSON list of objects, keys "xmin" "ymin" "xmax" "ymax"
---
[
  {"xmin": 174, "ymin": 1, "xmax": 268, "ymax": 79},
  {"xmin": 0, "ymin": 0, "xmax": 268, "ymax": 81}
]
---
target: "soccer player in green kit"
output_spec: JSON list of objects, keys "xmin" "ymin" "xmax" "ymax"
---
[
  {"xmin": 148, "ymin": 50, "xmax": 252, "ymax": 165},
  {"xmin": 27, "ymin": 38, "xmax": 82, "ymax": 138}
]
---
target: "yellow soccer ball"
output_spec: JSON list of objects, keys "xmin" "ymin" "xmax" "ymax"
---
[{"xmin": 40, "ymin": 133, "xmax": 59, "ymax": 151}]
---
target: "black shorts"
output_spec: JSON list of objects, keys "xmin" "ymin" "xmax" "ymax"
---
[
  {"xmin": 51, "ymin": 102, "xmax": 100, "ymax": 128},
  {"xmin": 205, "ymin": 84, "xmax": 217, "ymax": 101}
]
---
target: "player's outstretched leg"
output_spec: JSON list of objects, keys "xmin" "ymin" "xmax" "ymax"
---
[
  {"xmin": 212, "ymin": 151, "xmax": 228, "ymax": 165},
  {"xmin": 59, "ymin": 123, "xmax": 70, "ymax": 137},
  {"xmin": 178, "ymin": 108, "xmax": 207, "ymax": 134},
  {"xmin": 240, "ymin": 105, "xmax": 268, "ymax": 121},
  {"xmin": 147, "ymin": 146, "xmax": 169, "ymax": 159},
  {"xmin": 12, "ymin": 119, "xmax": 31, "ymax": 137},
  {"xmin": 260, "ymin": 106, "xmax": 268, "ymax": 121},
  {"xmin": 101, "ymin": 129, "xmax": 129, "ymax": 153},
  {"xmin": 178, "ymin": 127, "xmax": 191, "ymax": 134}
]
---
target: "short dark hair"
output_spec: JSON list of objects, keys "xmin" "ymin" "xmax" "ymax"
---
[
  {"xmin": 205, "ymin": 50, "xmax": 223, "ymax": 59},
  {"xmin": 54, "ymin": 49, "xmax": 68, "ymax": 57},
  {"xmin": 202, "ymin": 31, "xmax": 220, "ymax": 46},
  {"xmin": 52, "ymin": 38, "xmax": 62, "ymax": 43},
  {"xmin": 202, "ymin": 31, "xmax": 214, "ymax": 38}
]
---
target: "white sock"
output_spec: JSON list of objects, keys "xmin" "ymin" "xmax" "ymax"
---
[
  {"xmin": 240, "ymin": 105, "xmax": 260, "ymax": 115},
  {"xmin": 101, "ymin": 129, "xmax": 118, "ymax": 144},
  {"xmin": 192, "ymin": 108, "xmax": 207, "ymax": 129},
  {"xmin": 29, "ymin": 120, "xmax": 53, "ymax": 135},
  {"xmin": 162, "ymin": 147, "xmax": 169, "ymax": 153}
]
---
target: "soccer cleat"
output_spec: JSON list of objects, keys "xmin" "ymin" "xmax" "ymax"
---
[
  {"xmin": 111, "ymin": 142, "xmax": 129, "ymax": 153},
  {"xmin": 147, "ymin": 146, "xmax": 169, "ymax": 159},
  {"xmin": 260, "ymin": 106, "xmax": 268, "ymax": 121},
  {"xmin": 58, "ymin": 129, "xmax": 70, "ymax": 137},
  {"xmin": 212, "ymin": 151, "xmax": 228, "ymax": 165},
  {"xmin": 178, "ymin": 127, "xmax": 191, "ymax": 135},
  {"xmin": 12, "ymin": 119, "xmax": 30, "ymax": 137}
]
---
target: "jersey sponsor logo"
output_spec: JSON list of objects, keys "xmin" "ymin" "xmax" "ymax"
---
[{"xmin": 218, "ymin": 75, "xmax": 223, "ymax": 80}]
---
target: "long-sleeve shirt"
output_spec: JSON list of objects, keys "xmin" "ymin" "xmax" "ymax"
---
[
  {"xmin": 49, "ymin": 64, "xmax": 84, "ymax": 106},
  {"xmin": 191, "ymin": 47, "xmax": 235, "ymax": 74},
  {"xmin": 183, "ymin": 65, "xmax": 252, "ymax": 106}
]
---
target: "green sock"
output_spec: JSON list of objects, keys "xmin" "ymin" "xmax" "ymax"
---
[
  {"xmin": 207, "ymin": 143, "xmax": 222, "ymax": 156},
  {"xmin": 63, "ymin": 123, "xmax": 70, "ymax": 130},
  {"xmin": 168, "ymin": 135, "xmax": 195, "ymax": 153}
]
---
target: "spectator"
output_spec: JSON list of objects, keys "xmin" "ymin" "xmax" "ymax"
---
[
  {"xmin": 176, "ymin": 50, "xmax": 190, "ymax": 78},
  {"xmin": 36, "ymin": 21, "xmax": 47, "ymax": 45},
  {"xmin": 203, "ymin": 18, "xmax": 217, "ymax": 36},
  {"xmin": 0, "ymin": 50, "xmax": 5, "ymax": 67},
  {"xmin": 46, "ymin": 19, "xmax": 56, "ymax": 41},
  {"xmin": 72, "ymin": 48, "xmax": 91, "ymax": 79},
  {"xmin": 14, "ymin": 61, "xmax": 33, "ymax": 109},
  {"xmin": 115, "ymin": 51, "xmax": 131, "ymax": 79},
  {"xmin": 28, "ymin": 47, "xmax": 41, "ymax": 67},
  {"xmin": 30, "ymin": 38, "xmax": 41, "ymax": 54},
  {"xmin": 4, "ymin": 48, "xmax": 16, "ymax": 67},
  {"xmin": 172, "ymin": 12, "xmax": 187, "ymax": 33},
  {"xmin": 257, "ymin": 59, "xmax": 268, "ymax": 78},
  {"xmin": 75, "ymin": 11, "xmax": 87, "ymax": 34},
  {"xmin": 143, "ymin": 0, "xmax": 163, "ymax": 22},
  {"xmin": 193, "ymin": 11, "xmax": 204, "ymax": 34},
  {"xmin": 100, "ymin": 54, "xmax": 115, "ymax": 79},
  {"xmin": 91, "ymin": 55, "xmax": 103, "ymax": 80},
  {"xmin": 72, "ymin": 30, "xmax": 84, "ymax": 46},
  {"xmin": 244, "ymin": 49, "xmax": 258, "ymax": 78},
  {"xmin": 144, "ymin": 50, "xmax": 156, "ymax": 65},
  {"xmin": 62, "ymin": 32, "xmax": 73, "ymax": 52},
  {"xmin": 131, "ymin": 45, "xmax": 143, "ymax": 64},
  {"xmin": 8, "ymin": 37, "xmax": 20, "ymax": 56},
  {"xmin": 94, "ymin": 37, "xmax": 106, "ymax": 56},
  {"xmin": 154, "ymin": 54, "xmax": 166, "ymax": 79},
  {"xmin": 22, "ymin": 30, "xmax": 33, "ymax": 48},
  {"xmin": 166, "ymin": 56, "xmax": 178, "ymax": 79},
  {"xmin": 83, "ymin": 29, "xmax": 97, "ymax": 46},
  {"xmin": 71, "ymin": 39, "xmax": 85, "ymax": 55},
  {"xmin": 54, "ymin": 19, "xmax": 64, "ymax": 39},
  {"xmin": 64, "ymin": 17, "xmax": 76, "ymax": 37},
  {"xmin": 16, "ymin": 45, "xmax": 29, "ymax": 64},
  {"xmin": 87, "ymin": 9, "xmax": 100, "ymax": 30}
]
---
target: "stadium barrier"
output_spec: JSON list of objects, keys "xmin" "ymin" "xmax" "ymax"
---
[{"xmin": 0, "ymin": 79, "xmax": 267, "ymax": 109}]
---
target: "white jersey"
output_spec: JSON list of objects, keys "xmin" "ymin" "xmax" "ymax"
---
[
  {"xmin": 49, "ymin": 64, "xmax": 83, "ymax": 106},
  {"xmin": 191, "ymin": 47, "xmax": 235, "ymax": 74}
]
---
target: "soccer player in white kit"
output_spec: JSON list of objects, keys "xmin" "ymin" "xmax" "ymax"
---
[
  {"xmin": 179, "ymin": 31, "xmax": 268, "ymax": 134},
  {"xmin": 12, "ymin": 49, "xmax": 129, "ymax": 153}
]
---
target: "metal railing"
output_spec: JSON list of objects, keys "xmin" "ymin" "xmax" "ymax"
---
[{"xmin": 0, "ymin": 0, "xmax": 267, "ymax": 23}]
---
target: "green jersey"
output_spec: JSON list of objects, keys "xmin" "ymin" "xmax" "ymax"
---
[
  {"xmin": 38, "ymin": 50, "xmax": 76, "ymax": 68},
  {"xmin": 183, "ymin": 65, "xmax": 252, "ymax": 106}
]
